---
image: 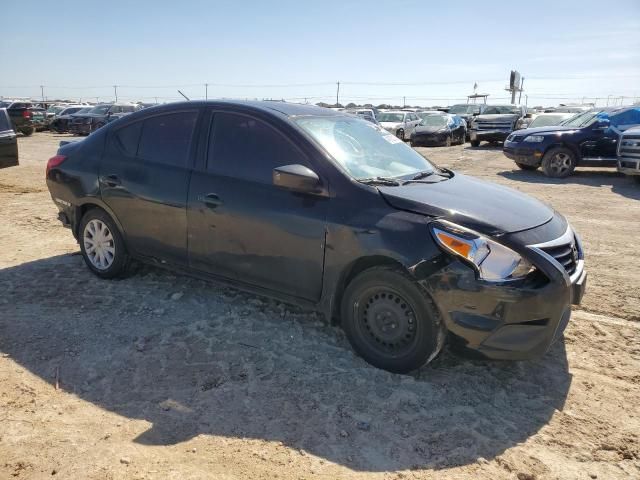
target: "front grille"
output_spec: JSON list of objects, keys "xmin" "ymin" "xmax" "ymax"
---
[
  {"xmin": 476, "ymin": 121, "xmax": 512, "ymax": 130},
  {"xmin": 619, "ymin": 133, "xmax": 640, "ymax": 159},
  {"xmin": 540, "ymin": 238, "xmax": 578, "ymax": 275}
]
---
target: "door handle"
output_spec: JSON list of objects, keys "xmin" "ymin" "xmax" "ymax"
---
[
  {"xmin": 199, "ymin": 193, "xmax": 223, "ymax": 209},
  {"xmin": 100, "ymin": 174, "xmax": 121, "ymax": 187}
]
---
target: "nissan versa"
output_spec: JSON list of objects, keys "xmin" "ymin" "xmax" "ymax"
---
[{"xmin": 46, "ymin": 101, "xmax": 587, "ymax": 373}]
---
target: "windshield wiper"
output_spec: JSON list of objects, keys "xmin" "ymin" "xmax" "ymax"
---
[
  {"xmin": 411, "ymin": 170, "xmax": 436, "ymax": 180},
  {"xmin": 358, "ymin": 176, "xmax": 401, "ymax": 186}
]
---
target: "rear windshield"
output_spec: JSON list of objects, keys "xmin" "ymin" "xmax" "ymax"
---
[
  {"xmin": 0, "ymin": 110, "xmax": 11, "ymax": 131},
  {"xmin": 420, "ymin": 115, "xmax": 448, "ymax": 127},
  {"xmin": 449, "ymin": 104, "xmax": 481, "ymax": 114}
]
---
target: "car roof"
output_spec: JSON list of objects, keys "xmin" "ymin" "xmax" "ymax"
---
[{"xmin": 139, "ymin": 100, "xmax": 342, "ymax": 118}]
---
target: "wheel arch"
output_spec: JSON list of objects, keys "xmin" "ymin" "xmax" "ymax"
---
[
  {"xmin": 542, "ymin": 141, "xmax": 581, "ymax": 161},
  {"xmin": 329, "ymin": 255, "xmax": 410, "ymax": 324},
  {"xmin": 73, "ymin": 199, "xmax": 126, "ymax": 241}
]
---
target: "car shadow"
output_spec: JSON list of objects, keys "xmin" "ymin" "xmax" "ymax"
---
[
  {"xmin": 0, "ymin": 254, "xmax": 572, "ymax": 472},
  {"xmin": 498, "ymin": 169, "xmax": 640, "ymax": 200},
  {"xmin": 463, "ymin": 144, "xmax": 503, "ymax": 152}
]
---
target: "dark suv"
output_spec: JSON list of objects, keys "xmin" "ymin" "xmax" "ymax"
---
[
  {"xmin": 0, "ymin": 101, "xmax": 36, "ymax": 136},
  {"xmin": 504, "ymin": 106, "xmax": 640, "ymax": 177},
  {"xmin": 0, "ymin": 108, "xmax": 19, "ymax": 168},
  {"xmin": 69, "ymin": 103, "xmax": 140, "ymax": 135},
  {"xmin": 469, "ymin": 104, "xmax": 526, "ymax": 147},
  {"xmin": 46, "ymin": 101, "xmax": 586, "ymax": 373},
  {"xmin": 447, "ymin": 103, "xmax": 487, "ymax": 139}
]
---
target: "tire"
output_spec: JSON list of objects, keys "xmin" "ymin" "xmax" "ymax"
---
[
  {"xmin": 444, "ymin": 136, "xmax": 452, "ymax": 147},
  {"xmin": 541, "ymin": 147, "xmax": 576, "ymax": 178},
  {"xmin": 470, "ymin": 140, "xmax": 480, "ymax": 147},
  {"xmin": 396, "ymin": 129, "xmax": 405, "ymax": 141},
  {"xmin": 79, "ymin": 209, "xmax": 130, "ymax": 279},
  {"xmin": 340, "ymin": 266, "xmax": 444, "ymax": 373},
  {"xmin": 515, "ymin": 162, "xmax": 539, "ymax": 171},
  {"xmin": 20, "ymin": 127, "xmax": 35, "ymax": 136}
]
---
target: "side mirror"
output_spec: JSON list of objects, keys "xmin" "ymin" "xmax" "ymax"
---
[
  {"xmin": 593, "ymin": 119, "xmax": 610, "ymax": 131},
  {"xmin": 273, "ymin": 164, "xmax": 322, "ymax": 194}
]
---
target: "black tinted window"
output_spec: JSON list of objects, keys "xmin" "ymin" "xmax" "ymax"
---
[
  {"xmin": 0, "ymin": 110, "xmax": 11, "ymax": 131},
  {"xmin": 207, "ymin": 112, "xmax": 304, "ymax": 183},
  {"xmin": 138, "ymin": 112, "xmax": 198, "ymax": 167},
  {"xmin": 113, "ymin": 121, "xmax": 143, "ymax": 157}
]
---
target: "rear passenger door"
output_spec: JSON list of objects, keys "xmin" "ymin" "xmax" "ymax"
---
[
  {"xmin": 100, "ymin": 109, "xmax": 200, "ymax": 265},
  {"xmin": 187, "ymin": 110, "xmax": 328, "ymax": 302}
]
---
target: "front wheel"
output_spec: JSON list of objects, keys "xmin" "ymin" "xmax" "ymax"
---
[
  {"xmin": 20, "ymin": 127, "xmax": 35, "ymax": 136},
  {"xmin": 79, "ymin": 209, "xmax": 130, "ymax": 279},
  {"xmin": 541, "ymin": 147, "xmax": 576, "ymax": 178},
  {"xmin": 515, "ymin": 162, "xmax": 539, "ymax": 171},
  {"xmin": 341, "ymin": 266, "xmax": 444, "ymax": 373}
]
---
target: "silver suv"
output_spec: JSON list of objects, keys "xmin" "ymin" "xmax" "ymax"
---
[{"xmin": 377, "ymin": 111, "xmax": 422, "ymax": 140}]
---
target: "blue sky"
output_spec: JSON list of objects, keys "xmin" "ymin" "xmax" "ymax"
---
[{"xmin": 2, "ymin": 0, "xmax": 639, "ymax": 106}]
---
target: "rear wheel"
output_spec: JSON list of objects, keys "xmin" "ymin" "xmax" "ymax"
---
[
  {"xmin": 341, "ymin": 266, "xmax": 444, "ymax": 373},
  {"xmin": 79, "ymin": 209, "xmax": 130, "ymax": 279},
  {"xmin": 20, "ymin": 127, "xmax": 34, "ymax": 136},
  {"xmin": 470, "ymin": 140, "xmax": 480, "ymax": 147},
  {"xmin": 515, "ymin": 162, "xmax": 539, "ymax": 171},
  {"xmin": 541, "ymin": 147, "xmax": 576, "ymax": 178}
]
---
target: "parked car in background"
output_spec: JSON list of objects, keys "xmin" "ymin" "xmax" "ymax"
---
[
  {"xmin": 503, "ymin": 106, "xmax": 640, "ymax": 177},
  {"xmin": 377, "ymin": 110, "xmax": 422, "ymax": 140},
  {"xmin": 469, "ymin": 104, "xmax": 526, "ymax": 147},
  {"xmin": 30, "ymin": 107, "xmax": 47, "ymax": 131},
  {"xmin": 410, "ymin": 114, "xmax": 466, "ymax": 147},
  {"xmin": 447, "ymin": 103, "xmax": 487, "ymax": 132},
  {"xmin": 519, "ymin": 112, "xmax": 575, "ymax": 130},
  {"xmin": 46, "ymin": 104, "xmax": 86, "ymax": 129},
  {"xmin": 617, "ymin": 126, "xmax": 640, "ymax": 183},
  {"xmin": 50, "ymin": 107, "xmax": 93, "ymax": 133},
  {"xmin": 0, "ymin": 108, "xmax": 19, "ymax": 168},
  {"xmin": 69, "ymin": 103, "xmax": 140, "ymax": 135},
  {"xmin": 545, "ymin": 105, "xmax": 591, "ymax": 114},
  {"xmin": 345, "ymin": 108, "xmax": 379, "ymax": 124},
  {"xmin": 416, "ymin": 111, "xmax": 442, "ymax": 122},
  {"xmin": 45, "ymin": 100, "xmax": 586, "ymax": 373},
  {"xmin": 0, "ymin": 100, "xmax": 35, "ymax": 136}
]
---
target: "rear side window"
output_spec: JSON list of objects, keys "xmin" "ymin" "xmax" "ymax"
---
[
  {"xmin": 138, "ymin": 112, "xmax": 198, "ymax": 167},
  {"xmin": 0, "ymin": 110, "xmax": 11, "ymax": 131},
  {"xmin": 113, "ymin": 121, "xmax": 143, "ymax": 157},
  {"xmin": 207, "ymin": 112, "xmax": 305, "ymax": 183}
]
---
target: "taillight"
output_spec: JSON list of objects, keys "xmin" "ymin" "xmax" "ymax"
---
[
  {"xmin": 22, "ymin": 110, "xmax": 32, "ymax": 119},
  {"xmin": 46, "ymin": 155, "xmax": 67, "ymax": 177}
]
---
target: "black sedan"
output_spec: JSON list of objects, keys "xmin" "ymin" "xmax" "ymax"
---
[
  {"xmin": 50, "ymin": 107, "xmax": 94, "ymax": 133},
  {"xmin": 410, "ymin": 114, "xmax": 466, "ymax": 147},
  {"xmin": 46, "ymin": 101, "xmax": 586, "ymax": 373},
  {"xmin": 0, "ymin": 108, "xmax": 18, "ymax": 168}
]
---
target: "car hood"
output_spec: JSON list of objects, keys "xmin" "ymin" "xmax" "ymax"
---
[
  {"xmin": 414, "ymin": 125, "xmax": 448, "ymax": 134},
  {"xmin": 512, "ymin": 125, "xmax": 578, "ymax": 136},
  {"xmin": 380, "ymin": 121, "xmax": 402, "ymax": 128},
  {"xmin": 378, "ymin": 173, "xmax": 553, "ymax": 235},
  {"xmin": 475, "ymin": 114, "xmax": 519, "ymax": 122}
]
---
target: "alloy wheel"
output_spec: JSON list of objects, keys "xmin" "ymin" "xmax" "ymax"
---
[{"xmin": 550, "ymin": 152, "xmax": 572, "ymax": 175}]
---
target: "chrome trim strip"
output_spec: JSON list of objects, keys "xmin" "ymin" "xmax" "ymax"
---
[{"xmin": 528, "ymin": 224, "xmax": 574, "ymax": 249}]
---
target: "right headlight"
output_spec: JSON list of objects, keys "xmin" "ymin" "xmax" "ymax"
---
[
  {"xmin": 431, "ymin": 221, "xmax": 534, "ymax": 282},
  {"xmin": 524, "ymin": 135, "xmax": 544, "ymax": 142}
]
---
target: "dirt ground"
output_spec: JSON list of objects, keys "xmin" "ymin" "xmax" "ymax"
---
[{"xmin": 1, "ymin": 132, "xmax": 638, "ymax": 480}]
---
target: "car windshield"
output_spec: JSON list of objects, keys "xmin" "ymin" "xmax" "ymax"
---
[
  {"xmin": 0, "ymin": 102, "xmax": 11, "ymax": 108},
  {"xmin": 74, "ymin": 108, "xmax": 93, "ymax": 114},
  {"xmin": 89, "ymin": 105, "xmax": 111, "ymax": 114},
  {"xmin": 295, "ymin": 116, "xmax": 436, "ymax": 180},
  {"xmin": 529, "ymin": 114, "xmax": 571, "ymax": 128},
  {"xmin": 377, "ymin": 113, "xmax": 404, "ymax": 123},
  {"xmin": 560, "ymin": 110, "xmax": 602, "ymax": 127},
  {"xmin": 420, "ymin": 115, "xmax": 448, "ymax": 127},
  {"xmin": 483, "ymin": 105, "xmax": 521, "ymax": 115},
  {"xmin": 449, "ymin": 104, "xmax": 480, "ymax": 114}
]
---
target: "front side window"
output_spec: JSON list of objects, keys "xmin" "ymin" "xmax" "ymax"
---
[
  {"xmin": 295, "ymin": 116, "xmax": 436, "ymax": 180},
  {"xmin": 113, "ymin": 121, "xmax": 143, "ymax": 157},
  {"xmin": 207, "ymin": 112, "xmax": 306, "ymax": 183},
  {"xmin": 138, "ymin": 112, "xmax": 198, "ymax": 167}
]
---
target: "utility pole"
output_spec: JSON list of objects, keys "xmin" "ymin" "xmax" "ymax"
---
[
  {"xmin": 40, "ymin": 85, "xmax": 45, "ymax": 102},
  {"xmin": 517, "ymin": 77, "xmax": 524, "ymax": 104},
  {"xmin": 205, "ymin": 83, "xmax": 208, "ymax": 100},
  {"xmin": 403, "ymin": 96, "xmax": 406, "ymax": 108},
  {"xmin": 336, "ymin": 81, "xmax": 340, "ymax": 106},
  {"xmin": 525, "ymin": 94, "xmax": 528, "ymax": 106},
  {"xmin": 113, "ymin": 85, "xmax": 118, "ymax": 102}
]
